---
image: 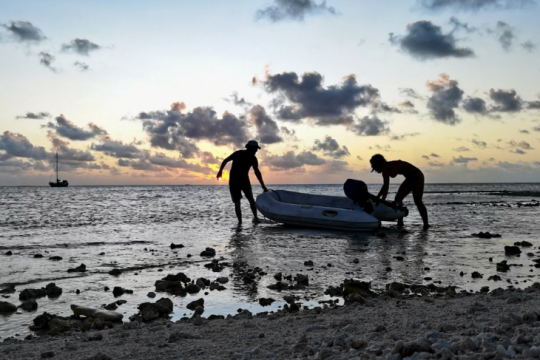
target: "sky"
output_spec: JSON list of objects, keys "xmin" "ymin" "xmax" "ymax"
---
[{"xmin": 1, "ymin": 0, "xmax": 540, "ymax": 186}]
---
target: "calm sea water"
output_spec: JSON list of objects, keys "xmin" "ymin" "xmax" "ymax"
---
[{"xmin": 1, "ymin": 183, "xmax": 540, "ymax": 338}]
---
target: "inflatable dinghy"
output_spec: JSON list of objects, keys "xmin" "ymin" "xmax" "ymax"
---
[{"xmin": 256, "ymin": 189, "xmax": 408, "ymax": 232}]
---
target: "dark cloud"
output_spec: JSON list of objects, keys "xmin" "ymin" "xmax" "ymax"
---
[
  {"xmin": 0, "ymin": 131, "xmax": 50, "ymax": 160},
  {"xmin": 452, "ymin": 155, "xmax": 477, "ymax": 164},
  {"xmin": 511, "ymin": 148, "xmax": 526, "ymax": 154},
  {"xmin": 264, "ymin": 150, "xmax": 326, "ymax": 169},
  {"xmin": 494, "ymin": 21, "xmax": 516, "ymax": 51},
  {"xmin": 422, "ymin": 155, "xmax": 430, "ymax": 159},
  {"xmin": 320, "ymin": 159, "xmax": 351, "ymax": 173},
  {"xmin": 134, "ymin": 102, "xmax": 249, "ymax": 154},
  {"xmin": 454, "ymin": 146, "xmax": 470, "ymax": 151},
  {"xmin": 430, "ymin": 153, "xmax": 440, "ymax": 157},
  {"xmin": 44, "ymin": 114, "xmax": 108, "ymax": 141},
  {"xmin": 39, "ymin": 52, "xmax": 55, "ymax": 72},
  {"xmin": 3, "ymin": 21, "xmax": 46, "ymax": 42},
  {"xmin": 534, "ymin": 126, "xmax": 540, "ymax": 132},
  {"xmin": 118, "ymin": 158, "xmax": 160, "ymax": 172},
  {"xmin": 62, "ymin": 39, "xmax": 101, "ymax": 56},
  {"xmin": 418, "ymin": 0, "xmax": 534, "ymax": 11},
  {"xmin": 488, "ymin": 89, "xmax": 523, "ymax": 112},
  {"xmin": 426, "ymin": 74, "xmax": 464, "ymax": 125},
  {"xmin": 263, "ymin": 72, "xmax": 380, "ymax": 124},
  {"xmin": 74, "ymin": 61, "xmax": 89, "ymax": 71},
  {"xmin": 248, "ymin": 105, "xmax": 283, "ymax": 144},
  {"xmin": 47, "ymin": 132, "xmax": 95, "ymax": 162},
  {"xmin": 280, "ymin": 126, "xmax": 295, "ymax": 136},
  {"xmin": 312, "ymin": 136, "xmax": 350, "ymax": 158},
  {"xmin": 519, "ymin": 129, "xmax": 529, "ymax": 134},
  {"xmin": 148, "ymin": 153, "xmax": 211, "ymax": 174},
  {"xmin": 521, "ymin": 41, "xmax": 536, "ymax": 52},
  {"xmin": 200, "ymin": 151, "xmax": 221, "ymax": 165},
  {"xmin": 390, "ymin": 21, "xmax": 474, "ymax": 60},
  {"xmin": 91, "ymin": 139, "xmax": 143, "ymax": 159},
  {"xmin": 256, "ymin": 0, "xmax": 338, "ymax": 22},
  {"xmin": 16, "ymin": 112, "xmax": 51, "ymax": 120},
  {"xmin": 471, "ymin": 139, "xmax": 487, "ymax": 148},
  {"xmin": 462, "ymin": 96, "xmax": 488, "ymax": 115},
  {"xmin": 389, "ymin": 133, "xmax": 420, "ymax": 141},
  {"xmin": 351, "ymin": 116, "xmax": 389, "ymax": 136},
  {"xmin": 527, "ymin": 100, "xmax": 540, "ymax": 109}
]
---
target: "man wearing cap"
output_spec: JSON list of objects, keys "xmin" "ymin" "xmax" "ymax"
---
[{"xmin": 217, "ymin": 140, "xmax": 269, "ymax": 224}]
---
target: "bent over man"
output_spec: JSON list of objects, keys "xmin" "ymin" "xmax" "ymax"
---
[{"xmin": 217, "ymin": 140, "xmax": 269, "ymax": 224}]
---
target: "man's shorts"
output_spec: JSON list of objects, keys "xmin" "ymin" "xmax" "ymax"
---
[{"xmin": 229, "ymin": 180, "xmax": 253, "ymax": 203}]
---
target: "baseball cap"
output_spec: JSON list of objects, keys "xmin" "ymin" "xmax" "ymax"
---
[{"xmin": 245, "ymin": 140, "xmax": 261, "ymax": 149}]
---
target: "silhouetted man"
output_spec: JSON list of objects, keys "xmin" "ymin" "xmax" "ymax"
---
[{"xmin": 217, "ymin": 140, "xmax": 269, "ymax": 224}]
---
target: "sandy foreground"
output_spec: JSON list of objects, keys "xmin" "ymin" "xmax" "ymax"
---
[{"xmin": 3, "ymin": 283, "xmax": 540, "ymax": 360}]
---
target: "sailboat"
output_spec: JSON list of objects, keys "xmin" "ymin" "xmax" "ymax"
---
[{"xmin": 49, "ymin": 153, "xmax": 69, "ymax": 187}]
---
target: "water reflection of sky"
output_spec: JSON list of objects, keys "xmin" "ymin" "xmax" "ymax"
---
[{"xmin": 1, "ymin": 184, "xmax": 539, "ymax": 338}]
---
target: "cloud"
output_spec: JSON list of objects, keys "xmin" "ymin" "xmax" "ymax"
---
[
  {"xmin": 91, "ymin": 138, "xmax": 143, "ymax": 159},
  {"xmin": 527, "ymin": 100, "xmax": 540, "ymax": 109},
  {"xmin": 508, "ymin": 140, "xmax": 533, "ymax": 149},
  {"xmin": 389, "ymin": 132, "xmax": 420, "ymax": 141},
  {"xmin": 399, "ymin": 88, "xmax": 423, "ymax": 99},
  {"xmin": 510, "ymin": 148, "xmax": 526, "ymax": 154},
  {"xmin": 426, "ymin": 74, "xmax": 464, "ymax": 125},
  {"xmin": 248, "ymin": 105, "xmax": 283, "ymax": 144},
  {"xmin": 428, "ymin": 161, "xmax": 445, "ymax": 167},
  {"xmin": 389, "ymin": 21, "xmax": 474, "ymax": 60},
  {"xmin": 452, "ymin": 155, "xmax": 477, "ymax": 163},
  {"xmin": 47, "ymin": 132, "xmax": 95, "ymax": 162},
  {"xmin": 264, "ymin": 150, "xmax": 326, "ymax": 169},
  {"xmin": 494, "ymin": 21, "xmax": 516, "ymax": 51},
  {"xmin": 200, "ymin": 151, "xmax": 221, "ymax": 165},
  {"xmin": 16, "ymin": 112, "xmax": 51, "ymax": 120},
  {"xmin": 399, "ymin": 101, "xmax": 415, "ymax": 109},
  {"xmin": 454, "ymin": 146, "xmax": 470, "ymax": 151},
  {"xmin": 2, "ymin": 21, "xmax": 46, "ymax": 42},
  {"xmin": 351, "ymin": 116, "xmax": 389, "ymax": 136},
  {"xmin": 488, "ymin": 89, "xmax": 523, "ymax": 112},
  {"xmin": 61, "ymin": 39, "xmax": 101, "ymax": 56},
  {"xmin": 148, "ymin": 153, "xmax": 211, "ymax": 174},
  {"xmin": 471, "ymin": 139, "xmax": 487, "ymax": 148},
  {"xmin": 462, "ymin": 97, "xmax": 488, "ymax": 115},
  {"xmin": 422, "ymin": 155, "xmax": 430, "ymax": 159},
  {"xmin": 418, "ymin": 0, "xmax": 535, "ymax": 11},
  {"xmin": 44, "ymin": 114, "xmax": 108, "ymax": 141},
  {"xmin": 263, "ymin": 71, "xmax": 381, "ymax": 124},
  {"xmin": 430, "ymin": 153, "xmax": 440, "ymax": 157},
  {"xmin": 519, "ymin": 129, "xmax": 529, "ymax": 134},
  {"xmin": 39, "ymin": 52, "xmax": 55, "ymax": 72},
  {"xmin": 256, "ymin": 0, "xmax": 338, "ymax": 22},
  {"xmin": 74, "ymin": 61, "xmax": 89, "ymax": 71},
  {"xmin": 225, "ymin": 92, "xmax": 253, "ymax": 110},
  {"xmin": 534, "ymin": 126, "xmax": 540, "ymax": 132},
  {"xmin": 0, "ymin": 131, "xmax": 50, "ymax": 160},
  {"xmin": 449, "ymin": 17, "xmax": 478, "ymax": 33},
  {"xmin": 521, "ymin": 40, "xmax": 536, "ymax": 52},
  {"xmin": 134, "ymin": 102, "xmax": 249, "ymax": 154},
  {"xmin": 312, "ymin": 135, "xmax": 350, "ymax": 158}
]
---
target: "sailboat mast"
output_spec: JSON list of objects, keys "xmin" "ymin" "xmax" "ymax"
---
[{"xmin": 56, "ymin": 153, "xmax": 59, "ymax": 181}]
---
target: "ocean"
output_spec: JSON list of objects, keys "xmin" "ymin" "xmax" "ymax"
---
[{"xmin": 1, "ymin": 183, "xmax": 539, "ymax": 339}]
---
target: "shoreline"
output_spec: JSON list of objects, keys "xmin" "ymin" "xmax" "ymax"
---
[{"xmin": 3, "ymin": 283, "xmax": 540, "ymax": 359}]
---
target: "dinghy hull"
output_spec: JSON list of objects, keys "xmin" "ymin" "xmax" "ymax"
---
[{"xmin": 256, "ymin": 190, "xmax": 408, "ymax": 232}]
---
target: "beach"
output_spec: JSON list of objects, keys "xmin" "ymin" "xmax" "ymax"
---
[{"xmin": 3, "ymin": 283, "xmax": 540, "ymax": 359}]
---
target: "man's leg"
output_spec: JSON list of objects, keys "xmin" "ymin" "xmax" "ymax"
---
[
  {"xmin": 395, "ymin": 179, "xmax": 412, "ymax": 227},
  {"xmin": 243, "ymin": 184, "xmax": 259, "ymax": 222},
  {"xmin": 412, "ymin": 173, "xmax": 429, "ymax": 230},
  {"xmin": 234, "ymin": 201, "xmax": 242, "ymax": 224}
]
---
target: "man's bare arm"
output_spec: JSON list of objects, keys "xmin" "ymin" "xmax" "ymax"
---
[
  {"xmin": 216, "ymin": 154, "xmax": 234, "ymax": 179},
  {"xmin": 253, "ymin": 160, "xmax": 268, "ymax": 192}
]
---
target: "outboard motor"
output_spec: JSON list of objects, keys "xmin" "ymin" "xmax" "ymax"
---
[{"xmin": 343, "ymin": 179, "xmax": 374, "ymax": 214}]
